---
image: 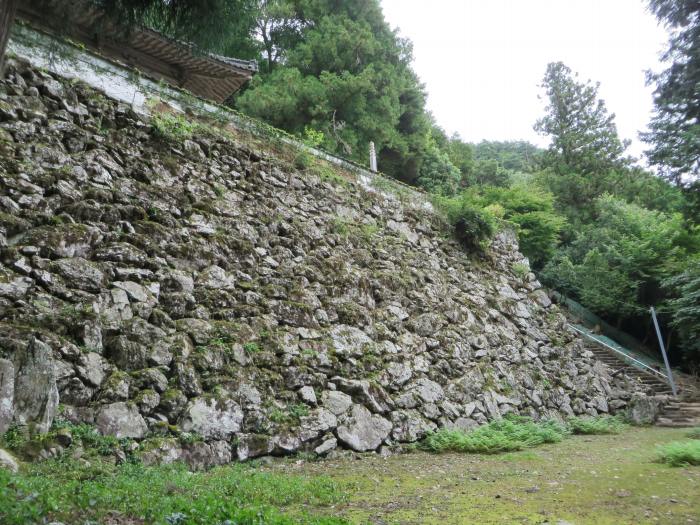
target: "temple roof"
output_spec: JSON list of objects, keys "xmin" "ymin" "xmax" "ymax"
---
[{"xmin": 18, "ymin": 6, "xmax": 258, "ymax": 103}]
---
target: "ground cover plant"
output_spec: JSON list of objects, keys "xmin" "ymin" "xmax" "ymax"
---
[
  {"xmin": 656, "ymin": 440, "xmax": 700, "ymax": 467},
  {"xmin": 421, "ymin": 415, "xmax": 631, "ymax": 455},
  {"xmin": 420, "ymin": 415, "xmax": 568, "ymax": 454},
  {"xmin": 0, "ymin": 455, "xmax": 349, "ymax": 525},
  {"xmin": 567, "ymin": 415, "xmax": 627, "ymax": 435}
]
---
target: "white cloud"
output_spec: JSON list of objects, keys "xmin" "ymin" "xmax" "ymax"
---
[{"xmin": 381, "ymin": 0, "xmax": 669, "ymax": 161}]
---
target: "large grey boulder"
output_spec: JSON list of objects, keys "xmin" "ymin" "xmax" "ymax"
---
[
  {"xmin": 236, "ymin": 433, "xmax": 274, "ymax": 461},
  {"xmin": 410, "ymin": 378, "xmax": 444, "ymax": 404},
  {"xmin": 390, "ymin": 409, "xmax": 436, "ymax": 442},
  {"xmin": 95, "ymin": 402, "xmax": 148, "ymax": 438},
  {"xmin": 139, "ymin": 438, "xmax": 182, "ymax": 466},
  {"xmin": 13, "ymin": 338, "xmax": 59, "ymax": 435},
  {"xmin": 196, "ymin": 265, "xmax": 236, "ymax": 290},
  {"xmin": 179, "ymin": 397, "xmax": 243, "ymax": 440},
  {"xmin": 332, "ymin": 377, "xmax": 394, "ymax": 413},
  {"xmin": 51, "ymin": 257, "xmax": 105, "ymax": 292},
  {"xmin": 321, "ymin": 390, "xmax": 353, "ymax": 416},
  {"xmin": 0, "ymin": 359, "xmax": 14, "ymax": 434},
  {"xmin": 627, "ymin": 394, "xmax": 664, "ymax": 425},
  {"xmin": 408, "ymin": 313, "xmax": 443, "ymax": 337},
  {"xmin": 329, "ymin": 325, "xmax": 373, "ymax": 357},
  {"xmin": 182, "ymin": 440, "xmax": 232, "ymax": 470},
  {"xmin": 336, "ymin": 404, "xmax": 392, "ymax": 452},
  {"xmin": 76, "ymin": 352, "xmax": 106, "ymax": 388},
  {"xmin": 297, "ymin": 408, "xmax": 338, "ymax": 442}
]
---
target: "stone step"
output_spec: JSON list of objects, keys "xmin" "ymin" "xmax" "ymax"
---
[
  {"xmin": 586, "ymin": 342, "xmax": 675, "ymax": 396},
  {"xmin": 661, "ymin": 408, "xmax": 700, "ymax": 416},
  {"xmin": 656, "ymin": 417, "xmax": 700, "ymax": 428},
  {"xmin": 663, "ymin": 403, "xmax": 700, "ymax": 409},
  {"xmin": 660, "ymin": 412, "xmax": 700, "ymax": 419}
]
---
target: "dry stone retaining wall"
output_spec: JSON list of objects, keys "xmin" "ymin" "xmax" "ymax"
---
[{"xmin": 0, "ymin": 58, "xmax": 650, "ymax": 468}]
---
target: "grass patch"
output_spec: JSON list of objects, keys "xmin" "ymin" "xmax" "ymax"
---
[
  {"xmin": 686, "ymin": 427, "xmax": 700, "ymax": 439},
  {"xmin": 0, "ymin": 455, "xmax": 348, "ymax": 525},
  {"xmin": 656, "ymin": 440, "xmax": 700, "ymax": 467},
  {"xmin": 421, "ymin": 416, "xmax": 568, "ymax": 454},
  {"xmin": 567, "ymin": 415, "xmax": 627, "ymax": 435},
  {"xmin": 152, "ymin": 112, "xmax": 198, "ymax": 141},
  {"xmin": 421, "ymin": 415, "xmax": 633, "ymax": 456}
]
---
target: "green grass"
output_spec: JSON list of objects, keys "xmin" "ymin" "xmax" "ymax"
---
[
  {"xmin": 686, "ymin": 427, "xmax": 700, "ymax": 439},
  {"xmin": 421, "ymin": 416, "xmax": 568, "ymax": 454},
  {"xmin": 282, "ymin": 427, "xmax": 698, "ymax": 524},
  {"xmin": 567, "ymin": 415, "xmax": 627, "ymax": 435},
  {"xmin": 152, "ymin": 112, "xmax": 198, "ymax": 142},
  {"xmin": 0, "ymin": 456, "xmax": 348, "ymax": 525},
  {"xmin": 656, "ymin": 440, "xmax": 700, "ymax": 467},
  {"xmin": 421, "ymin": 415, "xmax": 630, "ymax": 455}
]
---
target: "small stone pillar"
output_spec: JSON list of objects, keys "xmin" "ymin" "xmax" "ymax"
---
[{"xmin": 369, "ymin": 141, "xmax": 377, "ymax": 172}]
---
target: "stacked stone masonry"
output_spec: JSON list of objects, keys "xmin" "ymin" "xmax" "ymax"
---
[{"xmin": 0, "ymin": 58, "xmax": 651, "ymax": 468}]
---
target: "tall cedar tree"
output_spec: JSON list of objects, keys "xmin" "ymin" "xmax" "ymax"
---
[
  {"xmin": 643, "ymin": 0, "xmax": 700, "ymax": 187},
  {"xmin": 535, "ymin": 62, "xmax": 629, "ymax": 176}
]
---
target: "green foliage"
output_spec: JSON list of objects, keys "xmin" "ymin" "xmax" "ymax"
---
[
  {"xmin": 0, "ymin": 425, "xmax": 26, "ymax": 451},
  {"xmin": 467, "ymin": 159, "xmax": 511, "ymax": 188},
  {"xmin": 289, "ymin": 403, "xmax": 310, "ymax": 419},
  {"xmin": 656, "ymin": 440, "xmax": 700, "ymax": 467},
  {"xmin": 236, "ymin": 1, "xmax": 431, "ymax": 182},
  {"xmin": 541, "ymin": 194, "xmax": 686, "ymax": 318},
  {"xmin": 0, "ymin": 456, "xmax": 348, "ymax": 524},
  {"xmin": 301, "ymin": 126, "xmax": 325, "ymax": 148},
  {"xmin": 444, "ymin": 133, "xmax": 475, "ymax": 181},
  {"xmin": 421, "ymin": 415, "xmax": 633, "ymax": 457},
  {"xmin": 435, "ymin": 193, "xmax": 497, "ymax": 251},
  {"xmin": 642, "ymin": 0, "xmax": 700, "ymax": 186},
  {"xmin": 330, "ymin": 216, "xmax": 350, "ymax": 236},
  {"xmin": 293, "ymin": 150, "xmax": 314, "ymax": 170},
  {"xmin": 243, "ymin": 342, "xmax": 261, "ymax": 354},
  {"xmin": 151, "ymin": 113, "xmax": 198, "ymax": 142},
  {"xmin": 567, "ymin": 415, "xmax": 627, "ymax": 435},
  {"xmin": 662, "ymin": 258, "xmax": 700, "ymax": 365},
  {"xmin": 28, "ymin": 0, "xmax": 259, "ymax": 59},
  {"xmin": 472, "ymin": 140, "xmax": 543, "ymax": 174},
  {"xmin": 511, "ymin": 262, "xmax": 530, "ymax": 280},
  {"xmin": 178, "ymin": 432, "xmax": 204, "ymax": 446},
  {"xmin": 535, "ymin": 61, "xmax": 629, "ymax": 177},
  {"xmin": 421, "ymin": 416, "xmax": 568, "ymax": 454},
  {"xmin": 53, "ymin": 420, "xmax": 124, "ymax": 456},
  {"xmin": 445, "ymin": 185, "xmax": 565, "ymax": 267},
  {"xmin": 268, "ymin": 403, "xmax": 308, "ymax": 425},
  {"xmin": 417, "ymin": 141, "xmax": 461, "ymax": 196}
]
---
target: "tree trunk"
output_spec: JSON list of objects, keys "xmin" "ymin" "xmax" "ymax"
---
[{"xmin": 0, "ymin": 0, "xmax": 18, "ymax": 75}]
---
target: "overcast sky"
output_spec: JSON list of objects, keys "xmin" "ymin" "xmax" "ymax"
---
[{"xmin": 380, "ymin": 0, "xmax": 669, "ymax": 161}]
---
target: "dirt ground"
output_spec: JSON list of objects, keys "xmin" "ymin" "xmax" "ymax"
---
[{"xmin": 267, "ymin": 427, "xmax": 700, "ymax": 525}]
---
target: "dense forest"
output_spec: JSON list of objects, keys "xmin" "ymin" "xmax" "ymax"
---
[{"xmin": 10, "ymin": 0, "xmax": 699, "ymax": 370}]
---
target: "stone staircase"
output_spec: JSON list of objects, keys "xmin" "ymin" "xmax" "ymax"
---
[
  {"xmin": 584, "ymin": 341, "xmax": 700, "ymax": 428},
  {"xmin": 583, "ymin": 342, "xmax": 673, "ymax": 396},
  {"xmin": 656, "ymin": 400, "xmax": 700, "ymax": 428}
]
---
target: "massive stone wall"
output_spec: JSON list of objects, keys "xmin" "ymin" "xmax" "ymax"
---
[{"xmin": 0, "ymin": 58, "xmax": 648, "ymax": 467}]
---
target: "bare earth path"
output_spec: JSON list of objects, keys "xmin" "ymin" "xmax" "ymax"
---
[{"xmin": 268, "ymin": 427, "xmax": 699, "ymax": 525}]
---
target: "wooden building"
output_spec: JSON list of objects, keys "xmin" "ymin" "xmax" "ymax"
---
[{"xmin": 17, "ymin": 5, "xmax": 258, "ymax": 103}]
